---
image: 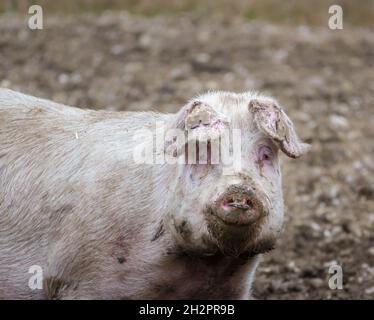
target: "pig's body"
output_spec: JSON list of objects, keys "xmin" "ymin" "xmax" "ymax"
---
[{"xmin": 0, "ymin": 88, "xmax": 309, "ymax": 299}]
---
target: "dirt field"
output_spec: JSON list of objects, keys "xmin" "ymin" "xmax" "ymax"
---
[{"xmin": 0, "ymin": 11, "xmax": 373, "ymax": 299}]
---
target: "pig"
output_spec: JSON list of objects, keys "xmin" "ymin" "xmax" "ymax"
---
[{"xmin": 0, "ymin": 88, "xmax": 310, "ymax": 299}]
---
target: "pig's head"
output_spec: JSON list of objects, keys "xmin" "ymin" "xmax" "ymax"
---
[{"xmin": 163, "ymin": 91, "xmax": 310, "ymax": 257}]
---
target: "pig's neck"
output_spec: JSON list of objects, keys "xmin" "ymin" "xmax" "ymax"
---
[{"xmin": 136, "ymin": 233, "xmax": 260, "ymax": 299}]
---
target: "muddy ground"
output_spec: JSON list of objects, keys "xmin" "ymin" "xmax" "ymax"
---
[{"xmin": 0, "ymin": 12, "xmax": 373, "ymax": 299}]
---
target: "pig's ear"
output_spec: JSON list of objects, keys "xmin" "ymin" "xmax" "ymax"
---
[
  {"xmin": 165, "ymin": 101, "xmax": 230, "ymax": 156},
  {"xmin": 249, "ymin": 99, "xmax": 311, "ymax": 158},
  {"xmin": 177, "ymin": 101, "xmax": 229, "ymax": 139}
]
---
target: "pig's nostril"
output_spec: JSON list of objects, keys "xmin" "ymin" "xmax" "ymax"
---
[{"xmin": 245, "ymin": 199, "xmax": 253, "ymax": 208}]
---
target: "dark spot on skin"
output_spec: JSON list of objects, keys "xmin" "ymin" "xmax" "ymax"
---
[
  {"xmin": 151, "ymin": 220, "xmax": 165, "ymax": 242},
  {"xmin": 117, "ymin": 256, "xmax": 126, "ymax": 264},
  {"xmin": 175, "ymin": 220, "xmax": 192, "ymax": 239},
  {"xmin": 111, "ymin": 235, "xmax": 129, "ymax": 264}
]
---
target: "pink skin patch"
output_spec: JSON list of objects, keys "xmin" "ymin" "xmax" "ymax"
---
[
  {"xmin": 256, "ymin": 144, "xmax": 278, "ymax": 177},
  {"xmin": 258, "ymin": 145, "xmax": 274, "ymax": 166}
]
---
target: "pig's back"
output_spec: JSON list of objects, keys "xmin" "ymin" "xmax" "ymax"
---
[{"xmin": 0, "ymin": 88, "xmax": 169, "ymax": 298}]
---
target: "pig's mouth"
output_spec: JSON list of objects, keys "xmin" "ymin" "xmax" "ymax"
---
[{"xmin": 215, "ymin": 209, "xmax": 259, "ymax": 226}]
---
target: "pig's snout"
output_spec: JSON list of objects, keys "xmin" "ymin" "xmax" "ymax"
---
[{"xmin": 213, "ymin": 185, "xmax": 264, "ymax": 226}]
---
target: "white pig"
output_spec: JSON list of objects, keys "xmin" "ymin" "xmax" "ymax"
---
[{"xmin": 0, "ymin": 88, "xmax": 310, "ymax": 299}]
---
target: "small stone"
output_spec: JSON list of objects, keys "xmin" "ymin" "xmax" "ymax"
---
[
  {"xmin": 111, "ymin": 44, "xmax": 125, "ymax": 55},
  {"xmin": 195, "ymin": 53, "xmax": 210, "ymax": 64},
  {"xmin": 58, "ymin": 73, "xmax": 69, "ymax": 85},
  {"xmin": 329, "ymin": 114, "xmax": 349, "ymax": 129}
]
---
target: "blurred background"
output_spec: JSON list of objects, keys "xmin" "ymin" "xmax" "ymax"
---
[{"xmin": 0, "ymin": 0, "xmax": 373, "ymax": 299}]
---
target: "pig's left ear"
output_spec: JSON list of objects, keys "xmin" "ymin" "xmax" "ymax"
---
[
  {"xmin": 176, "ymin": 101, "xmax": 229, "ymax": 138},
  {"xmin": 165, "ymin": 101, "xmax": 230, "ymax": 157},
  {"xmin": 249, "ymin": 99, "xmax": 311, "ymax": 158}
]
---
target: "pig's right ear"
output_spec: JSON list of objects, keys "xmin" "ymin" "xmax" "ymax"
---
[
  {"xmin": 164, "ymin": 101, "xmax": 230, "ymax": 157},
  {"xmin": 249, "ymin": 99, "xmax": 311, "ymax": 158}
]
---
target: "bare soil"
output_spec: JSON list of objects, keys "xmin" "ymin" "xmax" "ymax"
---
[{"xmin": 0, "ymin": 12, "xmax": 373, "ymax": 299}]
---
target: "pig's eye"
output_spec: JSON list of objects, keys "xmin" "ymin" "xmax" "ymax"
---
[{"xmin": 258, "ymin": 146, "xmax": 274, "ymax": 165}]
